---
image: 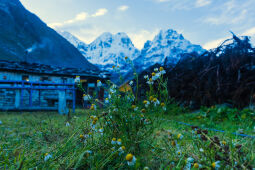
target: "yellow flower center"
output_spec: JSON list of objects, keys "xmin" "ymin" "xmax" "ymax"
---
[
  {"xmin": 112, "ymin": 138, "xmax": 116, "ymax": 141},
  {"xmin": 222, "ymin": 141, "xmax": 226, "ymax": 145},
  {"xmin": 45, "ymin": 153, "xmax": 48, "ymax": 156},
  {"xmin": 97, "ymin": 80, "xmax": 100, "ymax": 83},
  {"xmin": 152, "ymin": 72, "xmax": 156, "ymax": 76},
  {"xmin": 132, "ymin": 105, "xmax": 136, "ymax": 109},
  {"xmin": 143, "ymin": 100, "xmax": 148, "ymax": 104},
  {"xmin": 159, "ymin": 67, "xmax": 164, "ymax": 71},
  {"xmin": 194, "ymin": 163, "xmax": 199, "ymax": 168},
  {"xmin": 212, "ymin": 162, "xmax": 216, "ymax": 168},
  {"xmin": 149, "ymin": 96, "xmax": 153, "ymax": 101},
  {"xmin": 125, "ymin": 56, "xmax": 128, "ymax": 60},
  {"xmin": 149, "ymin": 78, "xmax": 153, "ymax": 82},
  {"xmin": 177, "ymin": 134, "xmax": 182, "ymax": 139},
  {"xmin": 141, "ymin": 109, "xmax": 146, "ymax": 113},
  {"xmin": 153, "ymin": 98, "xmax": 157, "ymax": 102},
  {"xmin": 112, "ymin": 65, "xmax": 115, "ymax": 68},
  {"xmin": 93, "ymin": 117, "xmax": 98, "ymax": 122},
  {"xmin": 126, "ymin": 153, "xmax": 133, "ymax": 161},
  {"xmin": 121, "ymin": 146, "xmax": 126, "ymax": 150},
  {"xmin": 80, "ymin": 135, "xmax": 84, "ymax": 139},
  {"xmin": 117, "ymin": 139, "xmax": 122, "ymax": 142},
  {"xmin": 161, "ymin": 103, "xmax": 165, "ymax": 107}
]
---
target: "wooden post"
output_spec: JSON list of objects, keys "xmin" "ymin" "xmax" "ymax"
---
[
  {"xmin": 58, "ymin": 89, "xmax": 67, "ymax": 114},
  {"xmin": 29, "ymin": 83, "xmax": 33, "ymax": 107},
  {"xmin": 72, "ymin": 84, "xmax": 76, "ymax": 113}
]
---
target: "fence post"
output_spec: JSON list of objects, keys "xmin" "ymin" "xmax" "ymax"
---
[
  {"xmin": 14, "ymin": 83, "xmax": 20, "ymax": 109},
  {"xmin": 20, "ymin": 81, "xmax": 24, "ymax": 108},
  {"xmin": 58, "ymin": 89, "xmax": 67, "ymax": 114},
  {"xmin": 73, "ymin": 84, "xmax": 76, "ymax": 113},
  {"xmin": 29, "ymin": 83, "xmax": 33, "ymax": 107}
]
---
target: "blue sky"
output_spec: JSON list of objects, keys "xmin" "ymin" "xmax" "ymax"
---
[{"xmin": 20, "ymin": 0, "xmax": 255, "ymax": 50}]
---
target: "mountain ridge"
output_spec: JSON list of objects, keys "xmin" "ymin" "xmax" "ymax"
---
[
  {"xmin": 0, "ymin": 0, "xmax": 97, "ymax": 70},
  {"xmin": 59, "ymin": 29, "xmax": 205, "ymax": 75}
]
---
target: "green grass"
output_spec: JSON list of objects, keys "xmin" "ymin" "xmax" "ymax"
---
[{"xmin": 0, "ymin": 105, "xmax": 254, "ymax": 169}]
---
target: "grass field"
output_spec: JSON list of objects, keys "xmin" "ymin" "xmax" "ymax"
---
[{"xmin": 0, "ymin": 105, "xmax": 254, "ymax": 169}]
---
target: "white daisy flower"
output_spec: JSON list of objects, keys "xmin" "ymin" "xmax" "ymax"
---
[
  {"xmin": 143, "ymin": 100, "xmax": 150, "ymax": 108},
  {"xmin": 144, "ymin": 75, "xmax": 149, "ymax": 79},
  {"xmin": 147, "ymin": 78, "xmax": 154, "ymax": 85},
  {"xmin": 111, "ymin": 138, "xmax": 117, "ymax": 145},
  {"xmin": 129, "ymin": 81, "xmax": 134, "ymax": 86},
  {"xmin": 176, "ymin": 150, "xmax": 182, "ymax": 157},
  {"xmin": 99, "ymin": 128, "xmax": 104, "ymax": 135},
  {"xmin": 83, "ymin": 94, "xmax": 91, "ymax": 101},
  {"xmin": 212, "ymin": 161, "xmax": 221, "ymax": 169},
  {"xmin": 118, "ymin": 146, "xmax": 125, "ymax": 155},
  {"xmin": 160, "ymin": 70, "xmax": 166, "ymax": 75},
  {"xmin": 65, "ymin": 122, "xmax": 70, "ymax": 127},
  {"xmin": 159, "ymin": 67, "xmax": 166, "ymax": 75},
  {"xmin": 117, "ymin": 139, "xmax": 122, "ymax": 145},
  {"xmin": 152, "ymin": 74, "xmax": 160, "ymax": 81},
  {"xmin": 177, "ymin": 134, "xmax": 183, "ymax": 140},
  {"xmin": 126, "ymin": 154, "xmax": 136, "ymax": 166},
  {"xmin": 97, "ymin": 80, "xmax": 102, "ymax": 87},
  {"xmin": 85, "ymin": 150, "xmax": 92, "ymax": 154},
  {"xmin": 105, "ymin": 98, "xmax": 109, "ymax": 104},
  {"xmin": 187, "ymin": 157, "xmax": 194, "ymax": 163},
  {"xmin": 152, "ymin": 98, "xmax": 160, "ymax": 106},
  {"xmin": 44, "ymin": 153, "xmax": 52, "ymax": 161},
  {"xmin": 199, "ymin": 148, "xmax": 204, "ymax": 152},
  {"xmin": 144, "ymin": 167, "xmax": 150, "ymax": 170},
  {"xmin": 154, "ymin": 68, "xmax": 159, "ymax": 72},
  {"xmin": 74, "ymin": 76, "xmax": 80, "ymax": 83}
]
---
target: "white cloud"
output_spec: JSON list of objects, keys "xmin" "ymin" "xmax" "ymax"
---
[
  {"xmin": 49, "ymin": 12, "xmax": 88, "ymax": 28},
  {"xmin": 203, "ymin": 0, "xmax": 255, "ymax": 25},
  {"xmin": 129, "ymin": 29, "xmax": 159, "ymax": 49},
  {"xmin": 156, "ymin": 0, "xmax": 170, "ymax": 2},
  {"xmin": 74, "ymin": 12, "xmax": 88, "ymax": 21},
  {"xmin": 92, "ymin": 8, "xmax": 108, "ymax": 17},
  {"xmin": 195, "ymin": 0, "xmax": 211, "ymax": 7},
  {"xmin": 203, "ymin": 26, "xmax": 255, "ymax": 50},
  {"xmin": 118, "ymin": 5, "xmax": 129, "ymax": 11},
  {"xmin": 202, "ymin": 37, "xmax": 228, "ymax": 50},
  {"xmin": 49, "ymin": 8, "xmax": 108, "ymax": 28},
  {"xmin": 242, "ymin": 26, "xmax": 255, "ymax": 36}
]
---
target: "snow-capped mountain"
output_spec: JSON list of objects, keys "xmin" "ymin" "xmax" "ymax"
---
[
  {"xmin": 58, "ymin": 31, "xmax": 87, "ymax": 48},
  {"xmin": 59, "ymin": 29, "xmax": 205, "ymax": 81},
  {"xmin": 133, "ymin": 29, "xmax": 205, "ymax": 71},
  {"xmin": 59, "ymin": 31, "xmax": 140, "ymax": 72}
]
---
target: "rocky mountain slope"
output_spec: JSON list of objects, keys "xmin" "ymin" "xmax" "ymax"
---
[{"xmin": 0, "ymin": 0, "xmax": 96, "ymax": 70}]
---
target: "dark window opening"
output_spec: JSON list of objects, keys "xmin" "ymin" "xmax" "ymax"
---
[
  {"xmin": 40, "ymin": 76, "xmax": 50, "ymax": 82},
  {"xmin": 62, "ymin": 78, "xmax": 67, "ymax": 83},
  {"xmin": 22, "ymin": 75, "xmax": 29, "ymax": 81}
]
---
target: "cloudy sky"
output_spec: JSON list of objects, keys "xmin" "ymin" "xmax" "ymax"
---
[{"xmin": 20, "ymin": 0, "xmax": 255, "ymax": 50}]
